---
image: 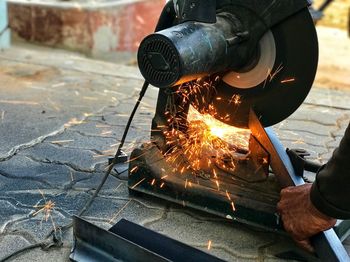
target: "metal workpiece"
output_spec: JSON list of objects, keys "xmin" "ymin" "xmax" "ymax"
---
[{"xmin": 71, "ymin": 216, "xmax": 225, "ymax": 262}]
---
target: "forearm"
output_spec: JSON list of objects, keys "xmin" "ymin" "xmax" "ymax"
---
[{"xmin": 310, "ymin": 121, "xmax": 350, "ymax": 219}]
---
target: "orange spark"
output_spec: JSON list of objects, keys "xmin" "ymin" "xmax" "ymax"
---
[
  {"xmin": 215, "ymin": 180, "xmax": 220, "ymax": 190},
  {"xmin": 281, "ymin": 78, "xmax": 296, "ymax": 84},
  {"xmin": 226, "ymin": 190, "xmax": 232, "ymax": 201},
  {"xmin": 50, "ymin": 140, "xmax": 74, "ymax": 145},
  {"xmin": 231, "ymin": 202, "xmax": 236, "ymax": 212},
  {"xmin": 207, "ymin": 240, "xmax": 212, "ymax": 250},
  {"xmin": 131, "ymin": 178, "xmax": 146, "ymax": 189},
  {"xmin": 130, "ymin": 166, "xmax": 139, "ymax": 173}
]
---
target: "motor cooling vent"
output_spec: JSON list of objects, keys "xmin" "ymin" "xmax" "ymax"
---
[{"xmin": 138, "ymin": 34, "xmax": 181, "ymax": 88}]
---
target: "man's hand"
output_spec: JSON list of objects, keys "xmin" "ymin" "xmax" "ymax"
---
[{"xmin": 277, "ymin": 184, "xmax": 336, "ymax": 252}]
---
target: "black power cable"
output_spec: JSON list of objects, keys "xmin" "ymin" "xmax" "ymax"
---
[{"xmin": 78, "ymin": 81, "xmax": 149, "ymax": 217}]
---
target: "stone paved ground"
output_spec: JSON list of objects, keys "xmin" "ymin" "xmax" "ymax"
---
[{"xmin": 0, "ymin": 32, "xmax": 350, "ymax": 261}]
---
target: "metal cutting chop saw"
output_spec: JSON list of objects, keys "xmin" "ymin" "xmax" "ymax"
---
[{"xmin": 128, "ymin": 0, "xmax": 350, "ymax": 260}]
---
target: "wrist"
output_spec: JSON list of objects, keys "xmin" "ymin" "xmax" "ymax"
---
[{"xmin": 308, "ymin": 184, "xmax": 336, "ymax": 221}]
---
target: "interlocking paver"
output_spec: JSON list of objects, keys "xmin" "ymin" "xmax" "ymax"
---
[
  {"xmin": 6, "ymin": 246, "xmax": 72, "ymax": 262},
  {"xmin": 0, "ymin": 199, "xmax": 33, "ymax": 232},
  {"xmin": 277, "ymin": 119, "xmax": 334, "ymax": 136},
  {"xmin": 108, "ymin": 197, "xmax": 167, "ymax": 227},
  {"xmin": 0, "ymin": 235, "xmax": 33, "ymax": 260},
  {"xmin": 20, "ymin": 143, "xmax": 105, "ymax": 173}
]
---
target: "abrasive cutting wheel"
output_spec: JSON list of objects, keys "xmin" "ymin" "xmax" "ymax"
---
[{"xmin": 201, "ymin": 8, "xmax": 319, "ymax": 128}]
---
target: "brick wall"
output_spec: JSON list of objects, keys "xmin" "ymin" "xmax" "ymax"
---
[{"xmin": 8, "ymin": 0, "xmax": 164, "ymax": 55}]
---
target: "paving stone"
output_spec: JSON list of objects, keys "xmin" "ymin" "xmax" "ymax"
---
[
  {"xmin": 0, "ymin": 61, "xmax": 137, "ymax": 159},
  {"xmin": 2, "ymin": 191, "xmax": 90, "ymax": 241},
  {"xmin": 276, "ymin": 119, "xmax": 334, "ymax": 137},
  {"xmin": 44, "ymin": 129, "xmax": 117, "ymax": 153},
  {"xmin": 82, "ymin": 196, "xmax": 129, "ymax": 221},
  {"xmin": 7, "ymin": 246, "xmax": 71, "ymax": 262},
  {"xmin": 0, "ymin": 155, "xmax": 73, "ymax": 189},
  {"xmin": 67, "ymin": 118, "xmax": 150, "ymax": 147},
  {"xmin": 108, "ymin": 198, "xmax": 166, "ymax": 227},
  {"xmin": 326, "ymin": 136, "xmax": 344, "ymax": 150},
  {"xmin": 0, "ymin": 234, "xmax": 33, "ymax": 261},
  {"xmin": 7, "ymin": 215, "xmax": 71, "ymax": 242},
  {"xmin": 333, "ymin": 118, "xmax": 350, "ymax": 137},
  {"xmin": 0, "ymin": 154, "xmax": 124, "ymax": 193},
  {"xmin": 0, "ymin": 174, "xmax": 49, "ymax": 192},
  {"xmin": 4, "ymin": 191, "xmax": 87, "ymax": 216},
  {"xmin": 292, "ymin": 104, "xmax": 347, "ymax": 126},
  {"xmin": 0, "ymin": 199, "xmax": 32, "ymax": 234},
  {"xmin": 319, "ymin": 151, "xmax": 335, "ymax": 163},
  {"xmin": 306, "ymin": 88, "xmax": 350, "ymax": 110},
  {"xmin": 20, "ymin": 143, "xmax": 105, "ymax": 172},
  {"xmin": 72, "ymin": 173, "xmax": 123, "ymax": 193},
  {"xmin": 274, "ymin": 128, "xmax": 331, "ymax": 148},
  {"xmin": 97, "ymin": 106, "xmax": 154, "ymax": 127},
  {"xmin": 68, "ymin": 120, "xmax": 119, "ymax": 138},
  {"xmin": 131, "ymin": 193, "xmax": 173, "ymax": 211}
]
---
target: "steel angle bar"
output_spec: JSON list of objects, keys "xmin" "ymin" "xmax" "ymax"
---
[{"xmin": 70, "ymin": 216, "xmax": 225, "ymax": 262}]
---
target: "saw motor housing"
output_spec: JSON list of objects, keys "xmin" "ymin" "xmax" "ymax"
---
[{"xmin": 138, "ymin": 0, "xmax": 310, "ymax": 88}]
